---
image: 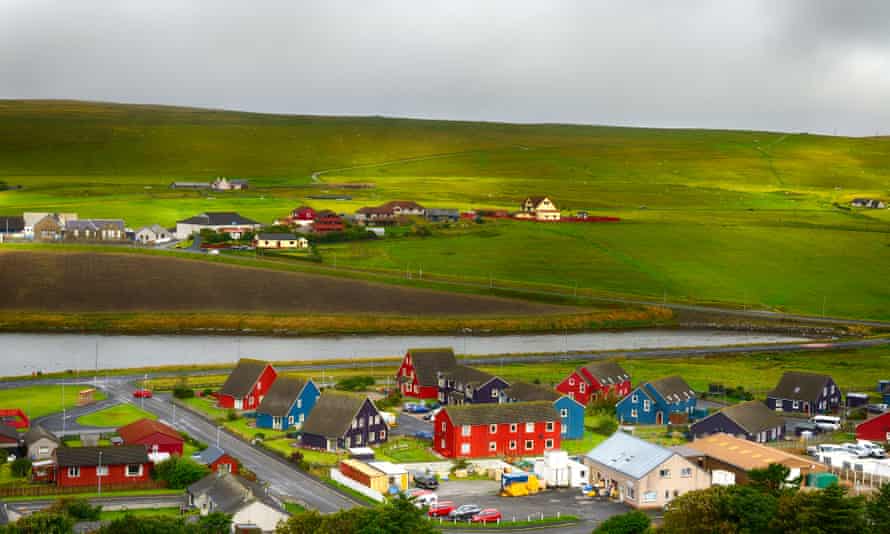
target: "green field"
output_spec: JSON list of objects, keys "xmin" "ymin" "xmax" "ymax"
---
[
  {"xmin": 0, "ymin": 385, "xmax": 107, "ymax": 420},
  {"xmin": 75, "ymin": 403, "xmax": 156, "ymax": 427},
  {"xmin": 1, "ymin": 100, "xmax": 888, "ymax": 320}
]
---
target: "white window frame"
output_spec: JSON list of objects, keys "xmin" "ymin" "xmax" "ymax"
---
[
  {"xmin": 643, "ymin": 400, "xmax": 651, "ymax": 412},
  {"xmin": 461, "ymin": 425, "xmax": 472, "ymax": 437},
  {"xmin": 491, "ymin": 389, "xmax": 499, "ymax": 399},
  {"xmin": 525, "ymin": 422, "xmax": 535, "ymax": 433},
  {"xmin": 126, "ymin": 464, "xmax": 143, "ymax": 477},
  {"xmin": 96, "ymin": 465, "xmax": 109, "ymax": 477},
  {"xmin": 659, "ymin": 469, "xmax": 671, "ymax": 479},
  {"xmin": 569, "ymin": 378, "xmax": 575, "ymax": 386},
  {"xmin": 441, "ymin": 422, "xmax": 447, "ymax": 431},
  {"xmin": 579, "ymin": 382, "xmax": 586, "ymax": 393},
  {"xmin": 546, "ymin": 421, "xmax": 554, "ymax": 432},
  {"xmin": 68, "ymin": 466, "xmax": 80, "ymax": 478},
  {"xmin": 489, "ymin": 424, "xmax": 497, "ymax": 434},
  {"xmin": 545, "ymin": 439, "xmax": 554, "ymax": 449},
  {"xmin": 560, "ymin": 408, "xmax": 568, "ymax": 418},
  {"xmin": 509, "ymin": 440, "xmax": 517, "ymax": 450},
  {"xmin": 681, "ymin": 468, "xmax": 692, "ymax": 478},
  {"xmin": 297, "ymin": 399, "xmax": 302, "ymax": 409},
  {"xmin": 509, "ymin": 423, "xmax": 517, "ymax": 433},
  {"xmin": 460, "ymin": 443, "xmax": 470, "ymax": 455},
  {"xmin": 524, "ymin": 440, "xmax": 534, "ymax": 450},
  {"xmin": 632, "ymin": 394, "xmax": 638, "ymax": 403},
  {"xmin": 631, "ymin": 408, "xmax": 638, "ymax": 418},
  {"xmin": 643, "ymin": 491, "xmax": 657, "ymax": 503},
  {"xmin": 379, "ymin": 430, "xmax": 386, "ymax": 440},
  {"xmin": 489, "ymin": 441, "xmax": 497, "ymax": 452}
]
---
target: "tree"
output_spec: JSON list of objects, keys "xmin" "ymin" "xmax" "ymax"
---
[
  {"xmin": 771, "ymin": 483, "xmax": 865, "ymax": 534},
  {"xmin": 594, "ymin": 510, "xmax": 651, "ymax": 533},
  {"xmin": 867, "ymin": 483, "xmax": 890, "ymax": 533},
  {"xmin": 661, "ymin": 486, "xmax": 735, "ymax": 534},
  {"xmin": 193, "ymin": 512, "xmax": 233, "ymax": 534},
  {"xmin": 47, "ymin": 498, "xmax": 102, "ymax": 521},
  {"xmin": 3, "ymin": 512, "xmax": 74, "ymax": 534},
  {"xmin": 97, "ymin": 514, "xmax": 188, "ymax": 534},
  {"xmin": 153, "ymin": 455, "xmax": 210, "ymax": 489},
  {"xmin": 336, "ymin": 376, "xmax": 376, "ymax": 392},
  {"xmin": 10, "ymin": 458, "xmax": 31, "ymax": 478},
  {"xmin": 276, "ymin": 495, "xmax": 438, "ymax": 534},
  {"xmin": 748, "ymin": 464, "xmax": 796, "ymax": 496}
]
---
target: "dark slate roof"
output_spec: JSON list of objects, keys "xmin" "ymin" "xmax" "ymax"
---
[
  {"xmin": 696, "ymin": 400, "xmax": 785, "ymax": 435},
  {"xmin": 768, "ymin": 371, "xmax": 832, "ymax": 402},
  {"xmin": 219, "ymin": 359, "xmax": 271, "ymax": 399},
  {"xmin": 649, "ymin": 376, "xmax": 695, "ymax": 403},
  {"xmin": 194, "ymin": 445, "xmax": 227, "ymax": 465},
  {"xmin": 0, "ymin": 424, "xmax": 20, "ymax": 443},
  {"xmin": 188, "ymin": 472, "xmax": 277, "ymax": 514},
  {"xmin": 408, "ymin": 348, "xmax": 457, "ymax": 387},
  {"xmin": 444, "ymin": 402, "xmax": 559, "ymax": 426},
  {"xmin": 65, "ymin": 219, "xmax": 125, "ymax": 232},
  {"xmin": 504, "ymin": 382, "xmax": 560, "ymax": 402},
  {"xmin": 257, "ymin": 232, "xmax": 299, "ymax": 241},
  {"xmin": 257, "ymin": 377, "xmax": 309, "ymax": 417},
  {"xmin": 0, "ymin": 216, "xmax": 24, "ymax": 233},
  {"xmin": 56, "ymin": 446, "xmax": 148, "ymax": 467},
  {"xmin": 23, "ymin": 425, "xmax": 59, "ymax": 447},
  {"xmin": 581, "ymin": 361, "xmax": 630, "ymax": 386},
  {"xmin": 442, "ymin": 365, "xmax": 502, "ymax": 388},
  {"xmin": 177, "ymin": 212, "xmax": 260, "ymax": 226},
  {"xmin": 301, "ymin": 392, "xmax": 371, "ymax": 439}
]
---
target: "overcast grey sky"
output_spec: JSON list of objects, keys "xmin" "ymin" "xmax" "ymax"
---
[{"xmin": 1, "ymin": 0, "xmax": 889, "ymax": 135}]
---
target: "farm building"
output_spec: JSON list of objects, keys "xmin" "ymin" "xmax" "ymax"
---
[
  {"xmin": 501, "ymin": 381, "xmax": 585, "ymax": 440},
  {"xmin": 170, "ymin": 181, "xmax": 210, "ymax": 189},
  {"xmin": 217, "ymin": 358, "xmax": 278, "ymax": 411},
  {"xmin": 367, "ymin": 461, "xmax": 409, "ymax": 491},
  {"xmin": 616, "ymin": 376, "xmax": 697, "ymax": 425},
  {"xmin": 117, "ymin": 418, "xmax": 184, "ymax": 455},
  {"xmin": 433, "ymin": 401, "xmax": 561, "ymax": 459},
  {"xmin": 188, "ymin": 472, "xmax": 288, "ymax": 532},
  {"xmin": 556, "ymin": 361, "xmax": 631, "ymax": 405},
  {"xmin": 174, "ymin": 212, "xmax": 263, "ymax": 240},
  {"xmin": 396, "ymin": 347, "xmax": 458, "ymax": 400},
  {"xmin": 300, "ymin": 392, "xmax": 388, "ymax": 451},
  {"xmin": 254, "ymin": 232, "xmax": 308, "ymax": 249},
  {"xmin": 518, "ymin": 196, "xmax": 560, "ymax": 221},
  {"xmin": 690, "ymin": 400, "xmax": 786, "ymax": 442},
  {"xmin": 584, "ymin": 432, "xmax": 710, "ymax": 509},
  {"xmin": 193, "ymin": 445, "xmax": 239, "ymax": 474},
  {"xmin": 55, "ymin": 446, "xmax": 152, "ymax": 488},
  {"xmin": 312, "ymin": 210, "xmax": 345, "ymax": 233},
  {"xmin": 211, "ymin": 177, "xmax": 249, "ymax": 191},
  {"xmin": 685, "ymin": 433, "xmax": 825, "ymax": 487},
  {"xmin": 64, "ymin": 219, "xmax": 127, "ymax": 242},
  {"xmin": 0, "ymin": 216, "xmax": 24, "ymax": 239},
  {"xmin": 291, "ymin": 206, "xmax": 316, "ymax": 221},
  {"xmin": 766, "ymin": 371, "xmax": 841, "ymax": 415},
  {"xmin": 135, "ymin": 224, "xmax": 172, "ymax": 244},
  {"xmin": 425, "ymin": 208, "xmax": 460, "ymax": 223},
  {"xmin": 438, "ymin": 365, "xmax": 509, "ymax": 405},
  {"xmin": 851, "ymin": 198, "xmax": 886, "ymax": 209},
  {"xmin": 256, "ymin": 377, "xmax": 320, "ymax": 431},
  {"xmin": 856, "ymin": 412, "xmax": 890, "ymax": 442},
  {"xmin": 339, "ymin": 459, "xmax": 390, "ymax": 493}
]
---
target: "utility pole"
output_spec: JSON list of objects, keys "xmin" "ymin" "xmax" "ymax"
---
[
  {"xmin": 97, "ymin": 451, "xmax": 103, "ymax": 496},
  {"xmin": 216, "ymin": 426, "xmax": 221, "ymax": 448},
  {"xmin": 61, "ymin": 380, "xmax": 66, "ymax": 434}
]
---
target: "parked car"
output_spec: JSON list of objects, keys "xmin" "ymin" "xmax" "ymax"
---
[
  {"xmin": 867, "ymin": 404, "xmax": 889, "ymax": 414},
  {"xmin": 413, "ymin": 472, "xmax": 439, "ymax": 489},
  {"xmin": 402, "ymin": 403, "xmax": 431, "ymax": 414},
  {"xmin": 858, "ymin": 440, "xmax": 887, "ymax": 458},
  {"xmin": 794, "ymin": 422, "xmax": 822, "ymax": 436},
  {"xmin": 811, "ymin": 415, "xmax": 841, "ymax": 431},
  {"xmin": 413, "ymin": 430, "xmax": 434, "ymax": 441},
  {"xmin": 449, "ymin": 504, "xmax": 482, "ymax": 521},
  {"xmin": 471, "ymin": 509, "xmax": 502, "ymax": 523},
  {"xmin": 841, "ymin": 443, "xmax": 871, "ymax": 458},
  {"xmin": 428, "ymin": 501, "xmax": 455, "ymax": 517},
  {"xmin": 133, "ymin": 389, "xmax": 153, "ymax": 398},
  {"xmin": 409, "ymin": 489, "xmax": 437, "ymax": 509}
]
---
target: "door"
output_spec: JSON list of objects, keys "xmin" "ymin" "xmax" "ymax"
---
[{"xmin": 656, "ymin": 411, "xmax": 663, "ymax": 425}]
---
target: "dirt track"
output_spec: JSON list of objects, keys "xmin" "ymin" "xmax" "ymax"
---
[{"xmin": 0, "ymin": 251, "xmax": 574, "ymax": 316}]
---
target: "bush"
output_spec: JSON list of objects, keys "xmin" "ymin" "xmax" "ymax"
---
[
  {"xmin": 254, "ymin": 432, "xmax": 266, "ymax": 442},
  {"xmin": 7, "ymin": 512, "xmax": 74, "ymax": 533},
  {"xmin": 226, "ymin": 410, "xmax": 239, "ymax": 421},
  {"xmin": 10, "ymin": 458, "xmax": 31, "ymax": 478},
  {"xmin": 335, "ymin": 376, "xmax": 375, "ymax": 392},
  {"xmin": 172, "ymin": 386, "xmax": 195, "ymax": 399},
  {"xmin": 153, "ymin": 456, "xmax": 210, "ymax": 489},
  {"xmin": 48, "ymin": 498, "xmax": 102, "ymax": 521},
  {"xmin": 202, "ymin": 388, "xmax": 214, "ymax": 397},
  {"xmin": 594, "ymin": 510, "xmax": 651, "ymax": 533}
]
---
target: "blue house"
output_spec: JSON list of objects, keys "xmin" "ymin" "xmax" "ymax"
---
[
  {"xmin": 256, "ymin": 377, "xmax": 320, "ymax": 431},
  {"xmin": 502, "ymin": 381, "xmax": 585, "ymax": 440},
  {"xmin": 616, "ymin": 376, "xmax": 696, "ymax": 425}
]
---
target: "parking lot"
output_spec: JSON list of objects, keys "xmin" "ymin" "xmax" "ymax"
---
[{"xmin": 433, "ymin": 478, "xmax": 631, "ymax": 523}]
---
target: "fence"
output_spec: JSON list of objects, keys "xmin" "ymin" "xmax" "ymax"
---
[
  {"xmin": 0, "ymin": 480, "xmax": 167, "ymax": 498},
  {"xmin": 827, "ymin": 465, "xmax": 890, "ymax": 494},
  {"xmin": 429, "ymin": 511, "xmax": 573, "ymax": 528},
  {"xmin": 329, "ymin": 469, "xmax": 385, "ymax": 503}
]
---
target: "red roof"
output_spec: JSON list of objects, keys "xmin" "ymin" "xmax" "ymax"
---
[{"xmin": 117, "ymin": 418, "xmax": 182, "ymax": 444}]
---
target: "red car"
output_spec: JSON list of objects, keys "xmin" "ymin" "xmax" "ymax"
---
[
  {"xmin": 471, "ymin": 509, "xmax": 502, "ymax": 523},
  {"xmin": 428, "ymin": 501, "xmax": 455, "ymax": 517},
  {"xmin": 133, "ymin": 389, "xmax": 153, "ymax": 399}
]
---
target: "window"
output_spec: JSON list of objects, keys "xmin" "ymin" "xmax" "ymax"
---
[
  {"xmin": 368, "ymin": 432, "xmax": 375, "ymax": 444},
  {"xmin": 632, "ymin": 394, "xmax": 638, "ymax": 403},
  {"xmin": 490, "ymin": 424, "xmax": 498, "ymax": 434},
  {"xmin": 665, "ymin": 490, "xmax": 670, "ymax": 500},
  {"xmin": 579, "ymin": 383, "xmax": 586, "ymax": 393},
  {"xmin": 299, "ymin": 414, "xmax": 304, "ymax": 423},
  {"xmin": 510, "ymin": 424, "xmax": 517, "ymax": 433},
  {"xmin": 38, "ymin": 446, "xmax": 49, "ymax": 456},
  {"xmin": 631, "ymin": 409, "xmax": 638, "ymax": 418},
  {"xmin": 461, "ymin": 425, "xmax": 471, "ymax": 437},
  {"xmin": 491, "ymin": 389, "xmax": 499, "ymax": 399},
  {"xmin": 643, "ymin": 491, "xmax": 657, "ymax": 503},
  {"xmin": 489, "ymin": 441, "xmax": 497, "ymax": 452},
  {"xmin": 525, "ymin": 422, "xmax": 535, "ymax": 433},
  {"xmin": 627, "ymin": 486, "xmax": 635, "ymax": 499},
  {"xmin": 359, "ymin": 417, "xmax": 365, "ymax": 428},
  {"xmin": 793, "ymin": 400, "xmax": 799, "ymax": 410},
  {"xmin": 374, "ymin": 415, "xmax": 380, "ymax": 425},
  {"xmin": 569, "ymin": 378, "xmax": 575, "ymax": 386},
  {"xmin": 681, "ymin": 468, "xmax": 692, "ymax": 478},
  {"xmin": 545, "ymin": 439, "xmax": 554, "ymax": 449},
  {"xmin": 354, "ymin": 434, "xmax": 363, "ymax": 446},
  {"xmin": 219, "ymin": 463, "xmax": 231, "ymax": 473},
  {"xmin": 560, "ymin": 408, "xmax": 568, "ymax": 418},
  {"xmin": 525, "ymin": 440, "xmax": 534, "ymax": 450},
  {"xmin": 442, "ymin": 422, "xmax": 447, "ymax": 431},
  {"xmin": 440, "ymin": 439, "xmax": 446, "ymax": 449},
  {"xmin": 97, "ymin": 465, "xmax": 109, "ymax": 477},
  {"xmin": 659, "ymin": 469, "xmax": 671, "ymax": 479},
  {"xmin": 126, "ymin": 464, "xmax": 143, "ymax": 477},
  {"xmin": 509, "ymin": 440, "xmax": 517, "ymax": 450},
  {"xmin": 68, "ymin": 466, "xmax": 80, "ymax": 478},
  {"xmin": 546, "ymin": 421, "xmax": 555, "ymax": 432},
  {"xmin": 460, "ymin": 443, "xmax": 470, "ymax": 454},
  {"xmin": 297, "ymin": 399, "xmax": 302, "ymax": 409},
  {"xmin": 288, "ymin": 416, "xmax": 294, "ymax": 425},
  {"xmin": 380, "ymin": 430, "xmax": 386, "ymax": 440},
  {"xmin": 643, "ymin": 400, "xmax": 651, "ymax": 412}
]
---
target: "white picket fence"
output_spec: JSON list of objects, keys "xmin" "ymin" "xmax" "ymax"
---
[{"xmin": 330, "ymin": 469, "xmax": 386, "ymax": 502}]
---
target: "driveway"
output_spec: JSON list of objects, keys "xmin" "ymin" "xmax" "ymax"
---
[{"xmin": 393, "ymin": 413, "xmax": 433, "ymax": 437}]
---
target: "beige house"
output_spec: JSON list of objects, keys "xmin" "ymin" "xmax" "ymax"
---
[
  {"xmin": 519, "ymin": 196, "xmax": 560, "ymax": 221},
  {"xmin": 584, "ymin": 431, "xmax": 710, "ymax": 509},
  {"xmin": 254, "ymin": 232, "xmax": 308, "ymax": 249}
]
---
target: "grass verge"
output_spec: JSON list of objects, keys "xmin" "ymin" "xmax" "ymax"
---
[{"xmin": 75, "ymin": 403, "xmax": 157, "ymax": 427}]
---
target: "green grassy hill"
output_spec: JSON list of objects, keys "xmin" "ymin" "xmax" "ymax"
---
[{"xmin": 1, "ymin": 100, "xmax": 888, "ymax": 320}]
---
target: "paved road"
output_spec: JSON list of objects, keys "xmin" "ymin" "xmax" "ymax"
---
[
  {"xmin": 392, "ymin": 413, "xmax": 433, "ymax": 437},
  {"xmin": 5, "ymin": 494, "xmax": 187, "ymax": 516},
  {"xmin": 34, "ymin": 398, "xmax": 121, "ymax": 435},
  {"xmin": 99, "ymin": 380, "xmax": 360, "ymax": 513}
]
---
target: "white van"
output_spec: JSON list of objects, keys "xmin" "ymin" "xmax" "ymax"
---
[
  {"xmin": 811, "ymin": 415, "xmax": 841, "ymax": 431},
  {"xmin": 408, "ymin": 489, "xmax": 438, "ymax": 509}
]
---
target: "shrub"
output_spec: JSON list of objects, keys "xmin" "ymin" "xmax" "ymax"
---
[
  {"xmin": 153, "ymin": 456, "xmax": 210, "ymax": 489},
  {"xmin": 254, "ymin": 432, "xmax": 266, "ymax": 442},
  {"xmin": 48, "ymin": 498, "xmax": 102, "ymax": 521},
  {"xmin": 594, "ymin": 510, "xmax": 651, "ymax": 534},
  {"xmin": 335, "ymin": 375, "xmax": 375, "ymax": 392},
  {"xmin": 226, "ymin": 410, "xmax": 239, "ymax": 421},
  {"xmin": 172, "ymin": 386, "xmax": 195, "ymax": 399},
  {"xmin": 10, "ymin": 458, "xmax": 31, "ymax": 478},
  {"xmin": 202, "ymin": 388, "xmax": 214, "ymax": 397}
]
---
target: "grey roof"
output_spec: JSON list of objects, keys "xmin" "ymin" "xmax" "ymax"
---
[
  {"xmin": 585, "ymin": 432, "xmax": 675, "ymax": 480},
  {"xmin": 407, "ymin": 348, "xmax": 457, "ymax": 387},
  {"xmin": 56, "ymin": 445, "xmax": 149, "ymax": 467},
  {"xmin": 137, "ymin": 224, "xmax": 168, "ymax": 234},
  {"xmin": 177, "ymin": 212, "xmax": 260, "ymax": 226},
  {"xmin": 257, "ymin": 377, "xmax": 309, "ymax": 417},
  {"xmin": 0, "ymin": 424, "xmax": 20, "ymax": 443},
  {"xmin": 188, "ymin": 472, "xmax": 279, "ymax": 514},
  {"xmin": 65, "ymin": 219, "xmax": 125, "ymax": 232},
  {"xmin": 301, "ymin": 392, "xmax": 371, "ymax": 439},
  {"xmin": 669, "ymin": 445, "xmax": 704, "ymax": 458},
  {"xmin": 442, "ymin": 365, "xmax": 503, "ymax": 388},
  {"xmin": 0, "ymin": 216, "xmax": 24, "ymax": 233},
  {"xmin": 257, "ymin": 232, "xmax": 299, "ymax": 241},
  {"xmin": 694, "ymin": 400, "xmax": 785, "ymax": 435},
  {"xmin": 194, "ymin": 445, "xmax": 227, "ymax": 466},
  {"xmin": 504, "ymin": 382, "xmax": 560, "ymax": 402},
  {"xmin": 426, "ymin": 208, "xmax": 459, "ymax": 216},
  {"xmin": 581, "ymin": 361, "xmax": 630, "ymax": 386},
  {"xmin": 218, "ymin": 359, "xmax": 271, "ymax": 399},
  {"xmin": 768, "ymin": 371, "xmax": 833, "ymax": 402},
  {"xmin": 24, "ymin": 425, "xmax": 59, "ymax": 447},
  {"xmin": 444, "ymin": 401, "xmax": 559, "ymax": 426},
  {"xmin": 648, "ymin": 376, "xmax": 695, "ymax": 403}
]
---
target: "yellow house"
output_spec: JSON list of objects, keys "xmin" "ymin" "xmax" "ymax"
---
[
  {"xmin": 254, "ymin": 232, "xmax": 309, "ymax": 249},
  {"xmin": 520, "ymin": 196, "xmax": 561, "ymax": 221}
]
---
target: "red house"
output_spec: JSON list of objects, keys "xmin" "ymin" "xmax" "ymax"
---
[
  {"xmin": 291, "ymin": 206, "xmax": 316, "ymax": 221},
  {"xmin": 117, "ymin": 418, "xmax": 184, "ymax": 455},
  {"xmin": 856, "ymin": 412, "xmax": 890, "ymax": 442},
  {"xmin": 55, "ymin": 446, "xmax": 152, "ymax": 488},
  {"xmin": 433, "ymin": 402, "xmax": 561, "ymax": 459},
  {"xmin": 217, "ymin": 359, "xmax": 278, "ymax": 411},
  {"xmin": 313, "ymin": 210, "xmax": 345, "ymax": 233},
  {"xmin": 556, "ymin": 361, "xmax": 631, "ymax": 405},
  {"xmin": 194, "ymin": 445, "xmax": 239, "ymax": 474},
  {"xmin": 396, "ymin": 348, "xmax": 457, "ymax": 400}
]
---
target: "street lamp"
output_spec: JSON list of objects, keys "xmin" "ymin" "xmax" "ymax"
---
[{"xmin": 97, "ymin": 450, "xmax": 103, "ymax": 496}]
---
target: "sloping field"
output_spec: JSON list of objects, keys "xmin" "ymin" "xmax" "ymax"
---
[{"xmin": 0, "ymin": 250, "xmax": 573, "ymax": 315}]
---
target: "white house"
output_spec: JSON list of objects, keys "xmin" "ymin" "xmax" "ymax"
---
[
  {"xmin": 188, "ymin": 472, "xmax": 289, "ymax": 533},
  {"xmin": 175, "ymin": 212, "xmax": 263, "ymax": 240},
  {"xmin": 519, "ymin": 197, "xmax": 560, "ymax": 221},
  {"xmin": 254, "ymin": 232, "xmax": 309, "ymax": 249},
  {"xmin": 533, "ymin": 450, "xmax": 588, "ymax": 488},
  {"xmin": 135, "ymin": 224, "xmax": 172, "ymax": 245}
]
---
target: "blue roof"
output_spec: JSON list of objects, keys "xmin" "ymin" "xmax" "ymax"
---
[
  {"xmin": 584, "ymin": 432, "xmax": 674, "ymax": 480},
  {"xmin": 193, "ymin": 445, "xmax": 226, "ymax": 465}
]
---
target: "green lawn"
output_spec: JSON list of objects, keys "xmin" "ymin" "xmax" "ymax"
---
[
  {"xmin": 1, "ymin": 489, "xmax": 183, "ymax": 502},
  {"xmin": 375, "ymin": 436, "xmax": 441, "ymax": 463},
  {"xmin": 179, "ymin": 396, "xmax": 229, "ymax": 421},
  {"xmin": 0, "ymin": 385, "xmax": 107, "ymax": 420},
  {"xmin": 99, "ymin": 507, "xmax": 183, "ymax": 521},
  {"xmin": 76, "ymin": 403, "xmax": 156, "ymax": 427},
  {"xmin": 224, "ymin": 417, "xmax": 288, "ymax": 441}
]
